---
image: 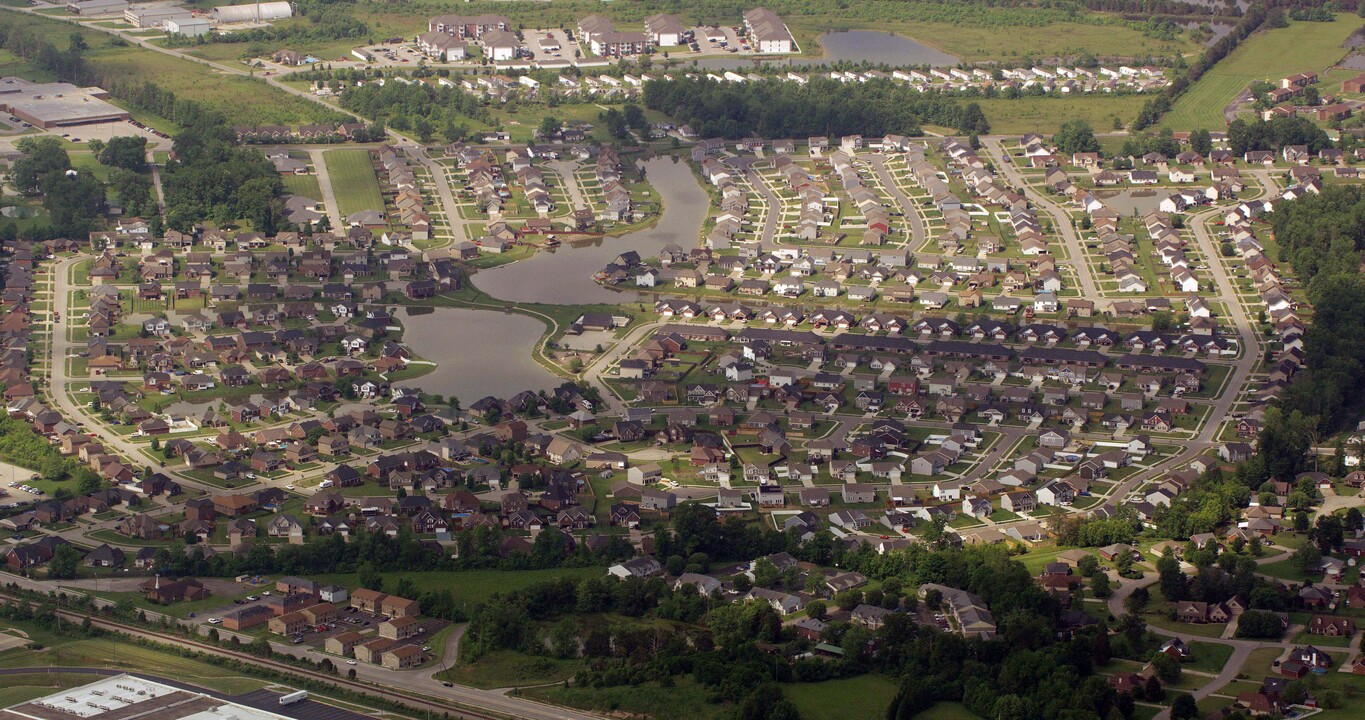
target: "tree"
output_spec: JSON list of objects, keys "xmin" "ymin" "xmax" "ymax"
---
[
  {"xmin": 1053, "ymin": 119, "xmax": 1100, "ymax": 155},
  {"xmin": 1171, "ymin": 693, "xmax": 1198, "ymax": 719},
  {"xmin": 1090, "ymin": 572, "xmax": 1112, "ymax": 598},
  {"xmin": 1158, "ymin": 550, "xmax": 1188, "ymax": 601},
  {"xmin": 98, "ymin": 136, "xmax": 149, "ymax": 172},
  {"xmin": 1149, "ymin": 652, "xmax": 1181, "ymax": 683},
  {"xmin": 1124, "ymin": 586, "xmax": 1150, "ymax": 615},
  {"xmin": 806, "ymin": 600, "xmax": 827, "ymax": 621},
  {"xmin": 48, "ymin": 544, "xmax": 81, "ymax": 579},
  {"xmin": 1235, "ymin": 609, "xmax": 1286, "ymax": 639},
  {"xmin": 1189, "ymin": 129, "xmax": 1212, "ymax": 155},
  {"xmin": 1291, "ymin": 543, "xmax": 1321, "ymax": 574},
  {"xmin": 11, "ymin": 137, "xmax": 71, "ymax": 195},
  {"xmin": 538, "ymin": 116, "xmax": 562, "ymax": 139}
]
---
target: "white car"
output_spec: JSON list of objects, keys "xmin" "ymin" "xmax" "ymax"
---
[
  {"xmin": 347, "ymin": 659, "xmax": 358, "ymax": 665},
  {"xmin": 207, "ymin": 617, "xmax": 222, "ymax": 625},
  {"xmin": 285, "ymin": 485, "xmax": 295, "ymax": 491}
]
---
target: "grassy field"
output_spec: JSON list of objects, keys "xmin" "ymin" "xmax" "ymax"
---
[
  {"xmin": 522, "ymin": 677, "xmax": 729, "ymax": 720},
  {"xmin": 783, "ymin": 676, "xmax": 900, "ymax": 720},
  {"xmin": 438, "ymin": 649, "xmax": 579, "ymax": 690},
  {"xmin": 0, "ymin": 625, "xmax": 267, "ymax": 695},
  {"xmin": 916, "ymin": 702, "xmax": 986, "ymax": 719},
  {"xmin": 1164, "ymin": 17, "xmax": 1362, "ymax": 130},
  {"xmin": 0, "ymin": 671, "xmax": 101, "ymax": 706},
  {"xmin": 280, "ymin": 173, "xmax": 323, "ymax": 200},
  {"xmin": 322, "ymin": 149, "xmax": 384, "ymax": 217},
  {"xmin": 0, "ymin": 10, "xmax": 342, "ymax": 128},
  {"xmin": 977, "ymin": 95, "xmax": 1147, "ymax": 135}
]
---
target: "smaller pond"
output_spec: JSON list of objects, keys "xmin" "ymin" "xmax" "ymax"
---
[
  {"xmin": 399, "ymin": 307, "xmax": 560, "ymax": 402},
  {"xmin": 1094, "ymin": 189, "xmax": 1165, "ymax": 216},
  {"xmin": 818, "ymin": 30, "xmax": 960, "ymax": 67}
]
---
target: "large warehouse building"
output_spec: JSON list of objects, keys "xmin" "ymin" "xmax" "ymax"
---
[
  {"xmin": 213, "ymin": 1, "xmax": 292, "ymax": 23},
  {"xmin": 0, "ymin": 675, "xmax": 304, "ymax": 720},
  {"xmin": 0, "ymin": 77, "xmax": 130, "ymax": 128}
]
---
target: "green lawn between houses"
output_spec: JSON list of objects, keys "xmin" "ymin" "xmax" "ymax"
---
[{"xmin": 322, "ymin": 149, "xmax": 385, "ymax": 217}]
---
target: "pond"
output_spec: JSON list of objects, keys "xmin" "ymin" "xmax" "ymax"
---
[
  {"xmin": 692, "ymin": 30, "xmax": 959, "ymax": 70},
  {"xmin": 399, "ymin": 307, "xmax": 559, "ymax": 401},
  {"xmin": 1094, "ymin": 188, "xmax": 1165, "ymax": 216},
  {"xmin": 472, "ymin": 154, "xmax": 710, "ymax": 305}
]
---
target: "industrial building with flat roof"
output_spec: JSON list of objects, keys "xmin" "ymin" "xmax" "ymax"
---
[
  {"xmin": 212, "ymin": 1, "xmax": 291, "ymax": 23},
  {"xmin": 124, "ymin": 3, "xmax": 191, "ymax": 29},
  {"xmin": 0, "ymin": 77, "xmax": 129, "ymax": 128},
  {"xmin": 66, "ymin": 0, "xmax": 129, "ymax": 15},
  {"xmin": 0, "ymin": 675, "xmax": 297, "ymax": 720}
]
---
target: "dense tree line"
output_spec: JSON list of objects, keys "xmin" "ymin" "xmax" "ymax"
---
[
  {"xmin": 643, "ymin": 76, "xmax": 988, "ymax": 139},
  {"xmin": 1227, "ymin": 115, "xmax": 1332, "ymax": 154},
  {"xmin": 1133, "ymin": 1, "xmax": 1269, "ymax": 129},
  {"xmin": 1259, "ymin": 186, "xmax": 1365, "ymax": 448}
]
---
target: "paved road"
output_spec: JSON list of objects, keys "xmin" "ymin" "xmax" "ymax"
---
[
  {"xmin": 549, "ymin": 160, "xmax": 590, "ymax": 211},
  {"xmin": 981, "ymin": 137, "xmax": 1103, "ymax": 302},
  {"xmin": 865, "ymin": 154, "xmax": 927, "ymax": 246}
]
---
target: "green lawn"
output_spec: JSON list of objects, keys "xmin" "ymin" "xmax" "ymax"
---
[
  {"xmin": 322, "ymin": 149, "xmax": 384, "ymax": 217},
  {"xmin": 1164, "ymin": 17, "xmax": 1361, "ymax": 130},
  {"xmin": 1185, "ymin": 641, "xmax": 1235, "ymax": 675},
  {"xmin": 783, "ymin": 676, "xmax": 900, "ymax": 720},
  {"xmin": 280, "ymin": 173, "xmax": 323, "ymax": 200}
]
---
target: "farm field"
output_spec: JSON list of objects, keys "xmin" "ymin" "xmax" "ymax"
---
[
  {"xmin": 1163, "ymin": 17, "xmax": 1360, "ymax": 130},
  {"xmin": 321, "ymin": 149, "xmax": 385, "ymax": 217}
]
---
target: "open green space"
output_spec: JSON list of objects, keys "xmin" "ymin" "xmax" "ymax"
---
[
  {"xmin": 978, "ymin": 96, "xmax": 1148, "ymax": 136},
  {"xmin": 1163, "ymin": 17, "xmax": 1361, "ymax": 130},
  {"xmin": 783, "ymin": 675, "xmax": 899, "ymax": 720},
  {"xmin": 321, "ymin": 149, "xmax": 384, "ymax": 217}
]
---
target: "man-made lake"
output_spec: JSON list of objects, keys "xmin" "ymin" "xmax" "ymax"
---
[
  {"xmin": 472, "ymin": 155, "xmax": 710, "ymax": 304},
  {"xmin": 693, "ymin": 30, "xmax": 959, "ymax": 70},
  {"xmin": 400, "ymin": 308, "xmax": 559, "ymax": 401}
]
